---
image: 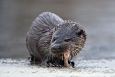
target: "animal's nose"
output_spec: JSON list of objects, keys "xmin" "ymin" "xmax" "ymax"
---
[
  {"xmin": 51, "ymin": 44, "xmax": 62, "ymax": 50},
  {"xmin": 51, "ymin": 44, "xmax": 64, "ymax": 53}
]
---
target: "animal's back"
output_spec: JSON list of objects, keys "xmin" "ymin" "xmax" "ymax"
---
[
  {"xmin": 27, "ymin": 12, "xmax": 64, "ymax": 39},
  {"xmin": 26, "ymin": 12, "xmax": 64, "ymax": 63}
]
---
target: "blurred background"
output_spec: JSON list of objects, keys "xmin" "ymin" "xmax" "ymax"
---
[{"xmin": 0, "ymin": 0, "xmax": 115, "ymax": 59}]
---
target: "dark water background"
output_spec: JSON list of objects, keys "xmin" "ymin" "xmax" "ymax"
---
[{"xmin": 0, "ymin": 0, "xmax": 115, "ymax": 59}]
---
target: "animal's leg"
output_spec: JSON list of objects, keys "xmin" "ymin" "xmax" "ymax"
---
[{"xmin": 63, "ymin": 52, "xmax": 70, "ymax": 67}]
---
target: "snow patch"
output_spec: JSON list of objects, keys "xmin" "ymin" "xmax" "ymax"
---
[{"xmin": 0, "ymin": 59, "xmax": 115, "ymax": 77}]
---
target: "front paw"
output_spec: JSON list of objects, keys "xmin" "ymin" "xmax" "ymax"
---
[{"xmin": 68, "ymin": 61, "xmax": 75, "ymax": 68}]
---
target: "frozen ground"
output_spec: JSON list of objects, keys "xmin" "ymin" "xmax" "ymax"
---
[{"xmin": 0, "ymin": 59, "xmax": 115, "ymax": 77}]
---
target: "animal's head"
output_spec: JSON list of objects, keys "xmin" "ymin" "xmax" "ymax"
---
[{"xmin": 50, "ymin": 21, "xmax": 86, "ymax": 55}]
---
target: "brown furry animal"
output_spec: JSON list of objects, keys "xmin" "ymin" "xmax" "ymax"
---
[{"xmin": 26, "ymin": 12, "xmax": 86, "ymax": 67}]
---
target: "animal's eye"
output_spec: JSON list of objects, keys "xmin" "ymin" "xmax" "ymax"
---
[{"xmin": 64, "ymin": 38, "xmax": 71, "ymax": 42}]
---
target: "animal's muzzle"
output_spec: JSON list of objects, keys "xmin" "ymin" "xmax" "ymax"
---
[{"xmin": 51, "ymin": 44, "xmax": 66, "ymax": 54}]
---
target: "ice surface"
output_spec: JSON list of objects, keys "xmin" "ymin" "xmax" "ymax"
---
[{"xmin": 0, "ymin": 59, "xmax": 115, "ymax": 77}]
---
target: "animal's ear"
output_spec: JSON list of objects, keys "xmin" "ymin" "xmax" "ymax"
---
[
  {"xmin": 71, "ymin": 23, "xmax": 84, "ymax": 36},
  {"xmin": 77, "ymin": 29, "xmax": 84, "ymax": 36}
]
